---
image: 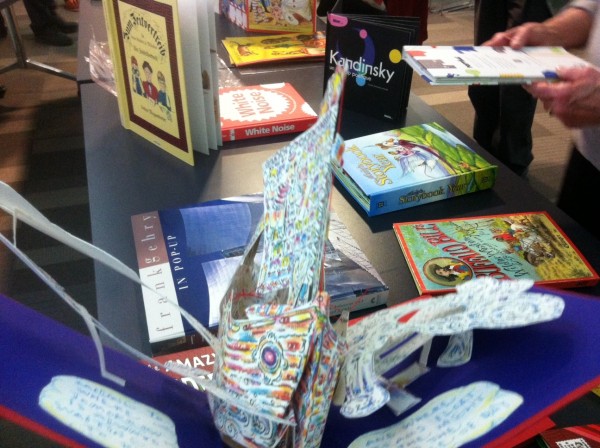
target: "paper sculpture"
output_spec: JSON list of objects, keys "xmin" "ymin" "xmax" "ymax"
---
[
  {"xmin": 0, "ymin": 63, "xmax": 567, "ymax": 448},
  {"xmin": 207, "ymin": 65, "xmax": 347, "ymax": 447},
  {"xmin": 338, "ymin": 277, "xmax": 564, "ymax": 419},
  {"xmin": 348, "ymin": 381, "xmax": 524, "ymax": 447}
]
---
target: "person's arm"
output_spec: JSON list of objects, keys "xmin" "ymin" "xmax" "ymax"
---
[{"xmin": 485, "ymin": 6, "xmax": 593, "ymax": 48}]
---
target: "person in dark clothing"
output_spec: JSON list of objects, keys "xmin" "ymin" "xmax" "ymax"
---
[
  {"xmin": 0, "ymin": 15, "xmax": 8, "ymax": 39},
  {"xmin": 467, "ymin": 0, "xmax": 567, "ymax": 176},
  {"xmin": 22, "ymin": 0, "xmax": 78, "ymax": 46}
]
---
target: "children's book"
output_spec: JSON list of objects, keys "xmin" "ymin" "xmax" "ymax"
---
[
  {"xmin": 102, "ymin": 0, "xmax": 221, "ymax": 164},
  {"xmin": 221, "ymin": 31, "xmax": 326, "ymax": 66},
  {"xmin": 149, "ymin": 345, "xmax": 216, "ymax": 390},
  {"xmin": 402, "ymin": 45, "xmax": 591, "ymax": 86},
  {"xmin": 393, "ymin": 211, "xmax": 600, "ymax": 295},
  {"xmin": 332, "ymin": 121, "xmax": 497, "ymax": 216},
  {"xmin": 324, "ymin": 13, "xmax": 420, "ymax": 121},
  {"xmin": 219, "ymin": 82, "xmax": 318, "ymax": 142},
  {"xmin": 536, "ymin": 424, "xmax": 600, "ymax": 448},
  {"xmin": 131, "ymin": 193, "xmax": 389, "ymax": 355},
  {"xmin": 220, "ymin": 0, "xmax": 317, "ymax": 35}
]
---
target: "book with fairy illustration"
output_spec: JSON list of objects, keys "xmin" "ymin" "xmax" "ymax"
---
[
  {"xmin": 332, "ymin": 122, "xmax": 497, "ymax": 216},
  {"xmin": 393, "ymin": 211, "xmax": 600, "ymax": 295}
]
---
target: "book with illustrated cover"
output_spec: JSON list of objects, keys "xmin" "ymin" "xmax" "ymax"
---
[
  {"xmin": 393, "ymin": 211, "xmax": 600, "ymax": 295},
  {"xmin": 220, "ymin": 0, "xmax": 317, "ymax": 35},
  {"xmin": 332, "ymin": 122, "xmax": 497, "ymax": 216},
  {"xmin": 221, "ymin": 31, "xmax": 326, "ymax": 67},
  {"xmin": 537, "ymin": 424, "xmax": 600, "ymax": 448},
  {"xmin": 148, "ymin": 345, "xmax": 216, "ymax": 390},
  {"xmin": 219, "ymin": 82, "xmax": 318, "ymax": 142},
  {"xmin": 131, "ymin": 193, "xmax": 389, "ymax": 355},
  {"xmin": 402, "ymin": 45, "xmax": 591, "ymax": 86},
  {"xmin": 324, "ymin": 13, "xmax": 420, "ymax": 121},
  {"xmin": 102, "ymin": 0, "xmax": 221, "ymax": 164}
]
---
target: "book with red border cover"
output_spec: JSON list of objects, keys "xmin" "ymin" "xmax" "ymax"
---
[
  {"xmin": 537, "ymin": 424, "xmax": 600, "ymax": 447},
  {"xmin": 393, "ymin": 211, "xmax": 599, "ymax": 295},
  {"xmin": 219, "ymin": 83, "xmax": 318, "ymax": 142},
  {"xmin": 220, "ymin": 0, "xmax": 317, "ymax": 35},
  {"xmin": 148, "ymin": 345, "xmax": 216, "ymax": 390}
]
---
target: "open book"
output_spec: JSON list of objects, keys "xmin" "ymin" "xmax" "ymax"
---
[{"xmin": 402, "ymin": 45, "xmax": 590, "ymax": 85}]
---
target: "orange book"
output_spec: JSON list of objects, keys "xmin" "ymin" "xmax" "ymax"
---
[{"xmin": 393, "ymin": 211, "xmax": 599, "ymax": 295}]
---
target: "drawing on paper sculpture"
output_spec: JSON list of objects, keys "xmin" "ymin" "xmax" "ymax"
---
[
  {"xmin": 0, "ymin": 63, "xmax": 566, "ymax": 448},
  {"xmin": 337, "ymin": 277, "xmax": 565, "ymax": 420}
]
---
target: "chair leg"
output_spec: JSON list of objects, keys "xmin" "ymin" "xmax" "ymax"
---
[{"xmin": 0, "ymin": 5, "xmax": 76, "ymax": 81}]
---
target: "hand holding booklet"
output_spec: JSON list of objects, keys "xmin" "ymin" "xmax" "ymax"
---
[{"xmin": 402, "ymin": 45, "xmax": 591, "ymax": 85}]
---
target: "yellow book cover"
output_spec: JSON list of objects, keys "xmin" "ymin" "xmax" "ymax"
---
[
  {"xmin": 222, "ymin": 31, "xmax": 326, "ymax": 66},
  {"xmin": 220, "ymin": 0, "xmax": 317, "ymax": 35},
  {"xmin": 103, "ymin": 0, "xmax": 195, "ymax": 165}
]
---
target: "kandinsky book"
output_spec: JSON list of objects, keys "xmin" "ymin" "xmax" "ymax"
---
[
  {"xmin": 131, "ymin": 193, "xmax": 389, "ymax": 355},
  {"xmin": 393, "ymin": 211, "xmax": 600, "ymax": 295},
  {"xmin": 324, "ymin": 12, "xmax": 420, "ymax": 121},
  {"xmin": 219, "ymin": 82, "xmax": 318, "ymax": 142},
  {"xmin": 332, "ymin": 121, "xmax": 497, "ymax": 216}
]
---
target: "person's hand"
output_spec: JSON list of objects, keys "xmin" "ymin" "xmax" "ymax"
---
[
  {"xmin": 483, "ymin": 22, "xmax": 560, "ymax": 48},
  {"xmin": 524, "ymin": 66, "xmax": 600, "ymax": 128}
]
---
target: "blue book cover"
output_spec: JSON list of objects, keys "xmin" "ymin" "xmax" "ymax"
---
[
  {"xmin": 333, "ymin": 121, "xmax": 497, "ymax": 216},
  {"xmin": 131, "ymin": 193, "xmax": 388, "ymax": 353},
  {"xmin": 3, "ymin": 286, "xmax": 600, "ymax": 447}
]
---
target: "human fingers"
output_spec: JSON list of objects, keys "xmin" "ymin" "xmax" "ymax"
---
[
  {"xmin": 548, "ymin": 105, "xmax": 600, "ymax": 128},
  {"xmin": 555, "ymin": 66, "xmax": 600, "ymax": 104},
  {"xmin": 483, "ymin": 31, "xmax": 514, "ymax": 47}
]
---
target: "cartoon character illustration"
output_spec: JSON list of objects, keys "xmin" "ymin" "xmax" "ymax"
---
[
  {"xmin": 281, "ymin": 0, "xmax": 312, "ymax": 25},
  {"xmin": 493, "ymin": 230, "xmax": 523, "ymax": 254},
  {"xmin": 232, "ymin": 41, "xmax": 256, "ymax": 57},
  {"xmin": 492, "ymin": 218, "xmax": 556, "ymax": 266},
  {"xmin": 130, "ymin": 56, "xmax": 143, "ymax": 96},
  {"xmin": 376, "ymin": 138, "xmax": 449, "ymax": 178},
  {"xmin": 269, "ymin": 0, "xmax": 284, "ymax": 25},
  {"xmin": 250, "ymin": 0, "xmax": 271, "ymax": 23},
  {"xmin": 297, "ymin": 33, "xmax": 326, "ymax": 50},
  {"xmin": 428, "ymin": 260, "xmax": 472, "ymax": 284},
  {"xmin": 141, "ymin": 60, "xmax": 158, "ymax": 105},
  {"xmin": 156, "ymin": 71, "xmax": 172, "ymax": 119}
]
